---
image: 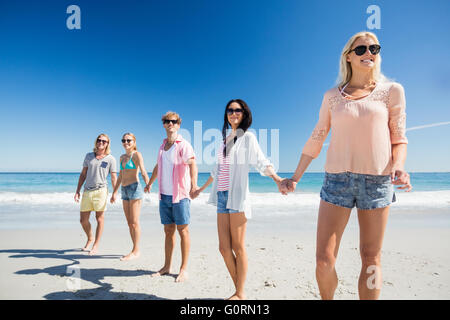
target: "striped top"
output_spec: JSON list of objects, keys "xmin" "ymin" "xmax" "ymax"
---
[{"xmin": 217, "ymin": 143, "xmax": 230, "ymax": 191}]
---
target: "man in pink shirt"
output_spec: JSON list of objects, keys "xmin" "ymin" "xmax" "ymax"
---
[{"xmin": 145, "ymin": 111, "xmax": 198, "ymax": 283}]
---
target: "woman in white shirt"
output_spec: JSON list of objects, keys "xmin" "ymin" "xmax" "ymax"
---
[{"xmin": 194, "ymin": 99, "xmax": 285, "ymax": 300}]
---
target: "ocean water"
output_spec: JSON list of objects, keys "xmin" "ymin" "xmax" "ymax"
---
[{"xmin": 0, "ymin": 172, "xmax": 449, "ymax": 229}]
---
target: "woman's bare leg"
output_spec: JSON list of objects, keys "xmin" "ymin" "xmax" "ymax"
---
[
  {"xmin": 315, "ymin": 200, "xmax": 352, "ymax": 300},
  {"xmin": 357, "ymin": 206, "xmax": 389, "ymax": 300},
  {"xmin": 229, "ymin": 212, "xmax": 247, "ymax": 300},
  {"xmin": 217, "ymin": 213, "xmax": 238, "ymax": 290},
  {"xmin": 121, "ymin": 199, "xmax": 142, "ymax": 260}
]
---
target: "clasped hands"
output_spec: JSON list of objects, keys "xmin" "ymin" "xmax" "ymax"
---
[
  {"xmin": 277, "ymin": 178, "xmax": 297, "ymax": 195},
  {"xmin": 143, "ymin": 182, "xmax": 201, "ymax": 199}
]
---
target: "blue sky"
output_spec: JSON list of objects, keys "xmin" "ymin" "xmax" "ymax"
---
[{"xmin": 1, "ymin": 0, "xmax": 449, "ymax": 172}]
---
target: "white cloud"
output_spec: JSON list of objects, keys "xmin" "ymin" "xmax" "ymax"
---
[
  {"xmin": 406, "ymin": 121, "xmax": 450, "ymax": 132},
  {"xmin": 319, "ymin": 121, "xmax": 450, "ymax": 148}
]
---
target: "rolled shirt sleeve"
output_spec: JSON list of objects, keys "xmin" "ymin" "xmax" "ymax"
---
[
  {"xmin": 247, "ymin": 132, "xmax": 272, "ymax": 176},
  {"xmin": 82, "ymin": 153, "xmax": 90, "ymax": 168},
  {"xmin": 109, "ymin": 156, "xmax": 117, "ymax": 173},
  {"xmin": 302, "ymin": 93, "xmax": 331, "ymax": 159},
  {"xmin": 388, "ymin": 83, "xmax": 408, "ymax": 145},
  {"xmin": 180, "ymin": 141, "xmax": 196, "ymax": 164}
]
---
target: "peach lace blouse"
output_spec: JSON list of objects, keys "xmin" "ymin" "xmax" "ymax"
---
[{"xmin": 302, "ymin": 81, "xmax": 408, "ymax": 175}]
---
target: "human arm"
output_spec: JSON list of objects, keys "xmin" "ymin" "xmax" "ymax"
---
[
  {"xmin": 246, "ymin": 132, "xmax": 287, "ymax": 194},
  {"xmin": 110, "ymin": 171, "xmax": 117, "ymax": 191},
  {"xmin": 388, "ymin": 83, "xmax": 411, "ymax": 191},
  {"xmin": 187, "ymin": 157, "xmax": 200, "ymax": 199},
  {"xmin": 281, "ymin": 153, "xmax": 314, "ymax": 193},
  {"xmin": 390, "ymin": 144, "xmax": 411, "ymax": 191},
  {"xmin": 281, "ymin": 94, "xmax": 330, "ymax": 193},
  {"xmin": 110, "ymin": 156, "xmax": 123, "ymax": 203},
  {"xmin": 74, "ymin": 167, "xmax": 88, "ymax": 202},
  {"xmin": 144, "ymin": 164, "xmax": 158, "ymax": 193},
  {"xmin": 192, "ymin": 175, "xmax": 214, "ymax": 199},
  {"xmin": 135, "ymin": 152, "xmax": 150, "ymax": 185}
]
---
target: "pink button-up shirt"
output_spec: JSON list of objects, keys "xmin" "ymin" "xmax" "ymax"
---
[{"xmin": 157, "ymin": 135, "xmax": 195, "ymax": 203}]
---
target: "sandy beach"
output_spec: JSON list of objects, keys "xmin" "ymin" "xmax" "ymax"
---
[{"xmin": 1, "ymin": 196, "xmax": 449, "ymax": 300}]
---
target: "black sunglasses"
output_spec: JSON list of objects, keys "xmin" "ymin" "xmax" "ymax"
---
[
  {"xmin": 121, "ymin": 139, "xmax": 133, "ymax": 143},
  {"xmin": 349, "ymin": 44, "xmax": 381, "ymax": 56},
  {"xmin": 226, "ymin": 108, "xmax": 243, "ymax": 115},
  {"xmin": 97, "ymin": 139, "xmax": 108, "ymax": 144},
  {"xmin": 163, "ymin": 119, "xmax": 179, "ymax": 125}
]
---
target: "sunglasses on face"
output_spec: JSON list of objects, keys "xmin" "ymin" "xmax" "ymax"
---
[
  {"xmin": 349, "ymin": 44, "xmax": 381, "ymax": 56},
  {"xmin": 163, "ymin": 119, "xmax": 179, "ymax": 125},
  {"xmin": 97, "ymin": 139, "xmax": 108, "ymax": 144},
  {"xmin": 121, "ymin": 139, "xmax": 133, "ymax": 143},
  {"xmin": 226, "ymin": 108, "xmax": 243, "ymax": 115}
]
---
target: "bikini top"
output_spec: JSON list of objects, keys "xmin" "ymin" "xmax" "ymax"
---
[{"xmin": 120, "ymin": 152, "xmax": 137, "ymax": 170}]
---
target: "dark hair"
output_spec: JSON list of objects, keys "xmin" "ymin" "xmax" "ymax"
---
[{"xmin": 222, "ymin": 99, "xmax": 252, "ymax": 157}]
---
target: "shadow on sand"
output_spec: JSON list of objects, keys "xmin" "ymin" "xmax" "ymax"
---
[{"xmin": 0, "ymin": 248, "xmax": 172, "ymax": 300}]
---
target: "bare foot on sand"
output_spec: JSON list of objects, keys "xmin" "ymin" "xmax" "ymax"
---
[
  {"xmin": 88, "ymin": 245, "xmax": 99, "ymax": 256},
  {"xmin": 82, "ymin": 238, "xmax": 94, "ymax": 251},
  {"xmin": 175, "ymin": 269, "xmax": 188, "ymax": 283},
  {"xmin": 152, "ymin": 266, "xmax": 171, "ymax": 277},
  {"xmin": 227, "ymin": 293, "xmax": 246, "ymax": 300},
  {"xmin": 120, "ymin": 252, "xmax": 140, "ymax": 261}
]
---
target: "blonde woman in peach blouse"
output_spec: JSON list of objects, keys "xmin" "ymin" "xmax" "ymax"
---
[{"xmin": 282, "ymin": 31, "xmax": 412, "ymax": 300}]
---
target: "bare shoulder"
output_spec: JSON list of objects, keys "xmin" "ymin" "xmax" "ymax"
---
[{"xmin": 133, "ymin": 151, "xmax": 144, "ymax": 162}]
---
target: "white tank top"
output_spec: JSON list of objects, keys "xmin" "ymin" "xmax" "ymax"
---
[{"xmin": 160, "ymin": 144, "xmax": 176, "ymax": 195}]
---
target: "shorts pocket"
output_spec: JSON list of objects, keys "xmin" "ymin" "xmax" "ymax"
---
[
  {"xmin": 324, "ymin": 173, "xmax": 350, "ymax": 196},
  {"xmin": 365, "ymin": 176, "xmax": 392, "ymax": 198}
]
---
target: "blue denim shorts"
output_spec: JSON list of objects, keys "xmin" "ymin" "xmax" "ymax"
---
[
  {"xmin": 217, "ymin": 191, "xmax": 240, "ymax": 214},
  {"xmin": 320, "ymin": 172, "xmax": 396, "ymax": 210},
  {"xmin": 159, "ymin": 194, "xmax": 190, "ymax": 225},
  {"xmin": 121, "ymin": 182, "xmax": 143, "ymax": 201}
]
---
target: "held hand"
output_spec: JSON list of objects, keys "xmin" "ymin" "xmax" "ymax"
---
[
  {"xmin": 144, "ymin": 184, "xmax": 152, "ymax": 193},
  {"xmin": 110, "ymin": 192, "xmax": 117, "ymax": 204},
  {"xmin": 74, "ymin": 192, "xmax": 80, "ymax": 203},
  {"xmin": 277, "ymin": 180, "xmax": 288, "ymax": 195},
  {"xmin": 280, "ymin": 178, "xmax": 297, "ymax": 194},
  {"xmin": 391, "ymin": 168, "xmax": 412, "ymax": 192},
  {"xmin": 190, "ymin": 186, "xmax": 200, "ymax": 199}
]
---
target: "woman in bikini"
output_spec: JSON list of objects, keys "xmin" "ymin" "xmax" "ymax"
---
[{"xmin": 111, "ymin": 133, "xmax": 150, "ymax": 261}]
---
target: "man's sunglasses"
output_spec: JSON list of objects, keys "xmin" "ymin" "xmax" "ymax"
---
[
  {"xmin": 97, "ymin": 139, "xmax": 109, "ymax": 144},
  {"xmin": 121, "ymin": 139, "xmax": 133, "ymax": 143},
  {"xmin": 163, "ymin": 119, "xmax": 179, "ymax": 125},
  {"xmin": 349, "ymin": 44, "xmax": 381, "ymax": 56},
  {"xmin": 226, "ymin": 108, "xmax": 243, "ymax": 115}
]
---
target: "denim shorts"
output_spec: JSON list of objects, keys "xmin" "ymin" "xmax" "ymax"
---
[
  {"xmin": 159, "ymin": 194, "xmax": 190, "ymax": 225},
  {"xmin": 121, "ymin": 182, "xmax": 143, "ymax": 201},
  {"xmin": 217, "ymin": 191, "xmax": 240, "ymax": 214},
  {"xmin": 320, "ymin": 172, "xmax": 396, "ymax": 210}
]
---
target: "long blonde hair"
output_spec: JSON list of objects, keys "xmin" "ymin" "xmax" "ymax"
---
[
  {"xmin": 337, "ymin": 31, "xmax": 387, "ymax": 88},
  {"xmin": 93, "ymin": 133, "xmax": 111, "ymax": 155},
  {"xmin": 122, "ymin": 132, "xmax": 138, "ymax": 151}
]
